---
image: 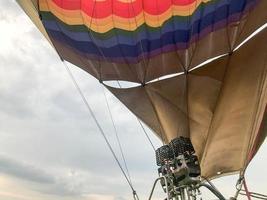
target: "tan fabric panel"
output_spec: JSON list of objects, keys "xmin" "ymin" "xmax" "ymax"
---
[
  {"xmin": 234, "ymin": 0, "xmax": 267, "ymax": 49},
  {"xmin": 201, "ymin": 28, "xmax": 267, "ymax": 178},
  {"xmin": 106, "ymin": 75, "xmax": 189, "ymax": 143},
  {"xmin": 145, "ymin": 52, "xmax": 184, "ymax": 82},
  {"xmin": 188, "ymin": 74, "xmax": 222, "ymax": 159},
  {"xmin": 99, "ymin": 60, "xmax": 142, "ymax": 83},
  {"xmin": 100, "ymin": 51, "xmax": 184, "ymax": 83},
  {"xmin": 106, "ymin": 62, "xmax": 225, "ymax": 148},
  {"xmin": 30, "ymin": 0, "xmax": 38, "ymax": 9},
  {"xmin": 190, "ymin": 0, "xmax": 267, "ymax": 69},
  {"xmin": 226, "ymin": 1, "xmax": 267, "ymax": 49},
  {"xmin": 50, "ymin": 38, "xmax": 100, "ymax": 79},
  {"xmin": 146, "ymin": 76, "xmax": 189, "ymax": 142},
  {"xmin": 190, "ymin": 56, "xmax": 228, "ymax": 82},
  {"xmin": 189, "ymin": 28, "xmax": 230, "ymax": 69},
  {"xmin": 16, "ymin": 0, "xmax": 52, "ymax": 45},
  {"xmin": 248, "ymin": 105, "xmax": 267, "ymax": 163},
  {"xmin": 245, "ymin": 47, "xmax": 267, "ymax": 166},
  {"xmin": 188, "ymin": 57, "xmax": 227, "ymax": 158},
  {"xmin": 105, "ymin": 85, "xmax": 163, "ymax": 140},
  {"xmin": 146, "ymin": 76, "xmax": 187, "ymax": 112}
]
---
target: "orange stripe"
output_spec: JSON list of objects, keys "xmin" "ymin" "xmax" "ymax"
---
[{"xmin": 40, "ymin": 0, "xmax": 210, "ymax": 33}]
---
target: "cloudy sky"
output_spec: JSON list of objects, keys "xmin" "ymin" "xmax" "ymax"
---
[{"xmin": 0, "ymin": 1, "xmax": 267, "ymax": 200}]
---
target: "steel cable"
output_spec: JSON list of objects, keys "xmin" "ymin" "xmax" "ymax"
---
[
  {"xmin": 62, "ymin": 61, "xmax": 136, "ymax": 193},
  {"xmin": 102, "ymin": 86, "xmax": 133, "ymax": 184}
]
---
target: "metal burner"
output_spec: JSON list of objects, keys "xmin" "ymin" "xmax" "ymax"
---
[{"xmin": 149, "ymin": 137, "xmax": 226, "ymax": 200}]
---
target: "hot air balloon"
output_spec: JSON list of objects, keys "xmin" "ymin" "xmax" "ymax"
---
[{"xmin": 16, "ymin": 0, "xmax": 267, "ymax": 199}]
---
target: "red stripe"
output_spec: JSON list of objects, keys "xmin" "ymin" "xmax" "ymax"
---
[{"xmin": 51, "ymin": 0, "xmax": 197, "ymax": 18}]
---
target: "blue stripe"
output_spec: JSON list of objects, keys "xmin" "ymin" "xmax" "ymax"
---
[{"xmin": 44, "ymin": 0, "xmax": 256, "ymax": 59}]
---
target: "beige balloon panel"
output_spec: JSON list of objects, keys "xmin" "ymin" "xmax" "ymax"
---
[{"xmin": 17, "ymin": 0, "xmax": 267, "ymax": 178}]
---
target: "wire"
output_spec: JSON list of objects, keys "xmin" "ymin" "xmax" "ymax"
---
[
  {"xmin": 62, "ymin": 61, "xmax": 136, "ymax": 193},
  {"xmin": 102, "ymin": 86, "xmax": 133, "ymax": 184}
]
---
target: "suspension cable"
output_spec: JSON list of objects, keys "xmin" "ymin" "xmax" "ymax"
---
[
  {"xmin": 116, "ymin": 81, "xmax": 156, "ymax": 151},
  {"xmin": 137, "ymin": 120, "xmax": 156, "ymax": 151},
  {"xmin": 37, "ymin": 1, "xmax": 139, "ymax": 197},
  {"xmin": 62, "ymin": 60, "xmax": 137, "ymax": 193},
  {"xmin": 102, "ymin": 86, "xmax": 133, "ymax": 184}
]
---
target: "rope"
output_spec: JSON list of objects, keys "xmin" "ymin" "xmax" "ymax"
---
[
  {"xmin": 62, "ymin": 61, "xmax": 136, "ymax": 193},
  {"xmin": 102, "ymin": 86, "xmax": 133, "ymax": 184},
  {"xmin": 243, "ymin": 177, "xmax": 252, "ymax": 200}
]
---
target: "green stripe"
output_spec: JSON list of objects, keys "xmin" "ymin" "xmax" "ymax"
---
[{"xmin": 39, "ymin": 0, "xmax": 220, "ymax": 39}]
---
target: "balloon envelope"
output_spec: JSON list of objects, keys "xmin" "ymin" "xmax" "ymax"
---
[{"xmin": 17, "ymin": 0, "xmax": 267, "ymax": 178}]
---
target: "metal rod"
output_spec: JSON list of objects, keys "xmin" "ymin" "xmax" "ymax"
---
[
  {"xmin": 180, "ymin": 188, "xmax": 186, "ymax": 200},
  {"xmin": 203, "ymin": 177, "xmax": 220, "ymax": 192},
  {"xmin": 133, "ymin": 190, "xmax": 140, "ymax": 200},
  {"xmin": 164, "ymin": 176, "xmax": 171, "ymax": 200},
  {"xmin": 148, "ymin": 177, "xmax": 170, "ymax": 200},
  {"xmin": 148, "ymin": 177, "xmax": 161, "ymax": 200},
  {"xmin": 198, "ymin": 183, "xmax": 226, "ymax": 200},
  {"xmin": 241, "ymin": 190, "xmax": 267, "ymax": 198},
  {"xmin": 186, "ymin": 187, "xmax": 191, "ymax": 200},
  {"xmin": 240, "ymin": 193, "xmax": 267, "ymax": 200}
]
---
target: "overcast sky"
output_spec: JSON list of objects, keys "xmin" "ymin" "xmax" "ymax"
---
[{"xmin": 0, "ymin": 1, "xmax": 266, "ymax": 200}]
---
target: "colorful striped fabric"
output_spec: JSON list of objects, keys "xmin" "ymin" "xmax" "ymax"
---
[{"xmin": 39, "ymin": 0, "xmax": 258, "ymax": 64}]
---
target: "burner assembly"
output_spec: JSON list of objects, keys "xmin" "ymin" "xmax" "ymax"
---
[
  {"xmin": 149, "ymin": 137, "xmax": 225, "ymax": 200},
  {"xmin": 155, "ymin": 137, "xmax": 201, "ymax": 199}
]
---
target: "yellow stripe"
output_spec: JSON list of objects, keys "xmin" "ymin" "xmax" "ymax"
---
[
  {"xmin": 40, "ymin": 0, "xmax": 211, "ymax": 33},
  {"xmin": 17, "ymin": 0, "xmax": 52, "ymax": 44}
]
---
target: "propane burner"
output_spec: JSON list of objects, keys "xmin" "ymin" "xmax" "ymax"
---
[
  {"xmin": 151, "ymin": 137, "xmax": 226, "ymax": 200},
  {"xmin": 155, "ymin": 137, "xmax": 201, "ymax": 199}
]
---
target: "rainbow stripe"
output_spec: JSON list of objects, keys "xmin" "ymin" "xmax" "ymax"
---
[{"xmin": 39, "ymin": 0, "xmax": 258, "ymax": 63}]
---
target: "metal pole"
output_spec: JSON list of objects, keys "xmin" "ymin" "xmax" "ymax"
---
[
  {"xmin": 163, "ymin": 176, "xmax": 171, "ymax": 200},
  {"xmin": 180, "ymin": 188, "xmax": 186, "ymax": 200},
  {"xmin": 198, "ymin": 183, "xmax": 226, "ymax": 200},
  {"xmin": 148, "ymin": 177, "xmax": 171, "ymax": 200},
  {"xmin": 133, "ymin": 190, "xmax": 139, "ymax": 200},
  {"xmin": 148, "ymin": 178, "xmax": 162, "ymax": 200},
  {"xmin": 186, "ymin": 187, "xmax": 191, "ymax": 200}
]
